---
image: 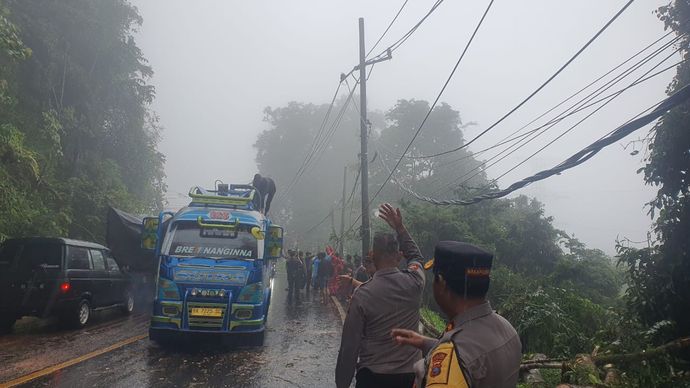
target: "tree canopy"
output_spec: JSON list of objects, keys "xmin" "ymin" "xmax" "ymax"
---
[{"xmin": 0, "ymin": 0, "xmax": 164, "ymax": 242}]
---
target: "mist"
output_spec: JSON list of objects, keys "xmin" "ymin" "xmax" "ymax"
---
[{"xmin": 132, "ymin": 0, "xmax": 670, "ymax": 254}]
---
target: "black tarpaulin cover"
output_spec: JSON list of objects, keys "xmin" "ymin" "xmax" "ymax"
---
[{"xmin": 106, "ymin": 207, "xmax": 155, "ymax": 273}]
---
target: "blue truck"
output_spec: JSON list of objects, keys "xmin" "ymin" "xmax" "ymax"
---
[{"xmin": 143, "ymin": 184, "xmax": 283, "ymax": 344}]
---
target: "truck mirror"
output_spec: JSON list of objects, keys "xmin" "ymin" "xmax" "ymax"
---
[
  {"xmin": 266, "ymin": 225, "xmax": 283, "ymax": 259},
  {"xmin": 141, "ymin": 217, "xmax": 159, "ymax": 250}
]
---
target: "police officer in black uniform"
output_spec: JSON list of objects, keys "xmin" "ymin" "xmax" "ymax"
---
[{"xmin": 391, "ymin": 242, "xmax": 522, "ymax": 387}]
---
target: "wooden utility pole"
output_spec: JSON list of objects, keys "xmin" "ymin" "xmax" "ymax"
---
[
  {"xmin": 358, "ymin": 18, "xmax": 370, "ymax": 262},
  {"xmin": 350, "ymin": 18, "xmax": 391, "ymax": 262}
]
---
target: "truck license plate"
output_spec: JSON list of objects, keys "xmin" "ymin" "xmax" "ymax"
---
[{"xmin": 190, "ymin": 307, "xmax": 222, "ymax": 317}]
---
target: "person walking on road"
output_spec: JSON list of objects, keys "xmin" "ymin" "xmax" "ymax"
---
[
  {"xmin": 285, "ymin": 250, "xmax": 303, "ymax": 295},
  {"xmin": 335, "ymin": 203, "xmax": 426, "ymax": 388},
  {"xmin": 317, "ymin": 252, "xmax": 334, "ymax": 304},
  {"xmin": 304, "ymin": 251, "xmax": 313, "ymax": 292},
  {"xmin": 312, "ymin": 252, "xmax": 323, "ymax": 290},
  {"xmin": 391, "ymin": 242, "xmax": 522, "ymax": 388}
]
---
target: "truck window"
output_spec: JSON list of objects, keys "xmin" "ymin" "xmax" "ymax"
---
[
  {"xmin": 90, "ymin": 249, "xmax": 106, "ymax": 271},
  {"xmin": 166, "ymin": 221, "xmax": 258, "ymax": 259},
  {"xmin": 67, "ymin": 246, "xmax": 91, "ymax": 270}
]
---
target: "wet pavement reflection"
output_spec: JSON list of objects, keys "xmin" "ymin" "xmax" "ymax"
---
[{"xmin": 1, "ymin": 260, "xmax": 343, "ymax": 388}]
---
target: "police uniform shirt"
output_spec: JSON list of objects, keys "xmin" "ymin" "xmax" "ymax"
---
[
  {"xmin": 414, "ymin": 301, "xmax": 521, "ymax": 388},
  {"xmin": 335, "ymin": 228, "xmax": 426, "ymax": 388}
]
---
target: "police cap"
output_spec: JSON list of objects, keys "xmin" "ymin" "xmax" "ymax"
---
[{"xmin": 424, "ymin": 241, "xmax": 493, "ymax": 297}]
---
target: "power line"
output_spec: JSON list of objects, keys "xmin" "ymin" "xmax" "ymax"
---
[
  {"xmin": 417, "ymin": 0, "xmax": 636, "ymax": 159},
  {"xmin": 368, "ymin": 0, "xmax": 496, "ymax": 204},
  {"xmin": 381, "ymin": 83, "xmax": 690, "ymax": 205},
  {"xmin": 304, "ymin": 209, "xmax": 334, "ymax": 235},
  {"xmin": 278, "ymin": 79, "xmax": 359, "ymax": 202},
  {"xmin": 342, "ymin": 0, "xmax": 445, "ymax": 80},
  {"xmin": 277, "ymin": 81, "xmax": 344, "ymax": 202},
  {"xmin": 481, "ymin": 54, "xmax": 685, "ymax": 190},
  {"xmin": 436, "ymin": 46, "xmax": 685, "ymax": 197},
  {"xmin": 421, "ymin": 29, "xmax": 679, "ymax": 178},
  {"xmin": 366, "ymin": 0, "xmax": 410, "ymax": 58},
  {"xmin": 428, "ymin": 38, "xmax": 684, "ymax": 196},
  {"xmin": 342, "ymin": 0, "xmax": 494, "ymax": 234}
]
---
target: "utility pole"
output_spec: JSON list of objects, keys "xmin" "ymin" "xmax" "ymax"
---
[
  {"xmin": 354, "ymin": 18, "xmax": 391, "ymax": 261},
  {"xmin": 339, "ymin": 165, "xmax": 347, "ymax": 255},
  {"xmin": 358, "ymin": 18, "xmax": 370, "ymax": 262}
]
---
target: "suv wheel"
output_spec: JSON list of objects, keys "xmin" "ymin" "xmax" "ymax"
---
[
  {"xmin": 121, "ymin": 291, "xmax": 134, "ymax": 315},
  {"xmin": 63, "ymin": 299, "xmax": 90, "ymax": 329}
]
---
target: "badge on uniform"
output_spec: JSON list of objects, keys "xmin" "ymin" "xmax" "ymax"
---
[{"xmin": 425, "ymin": 342, "xmax": 469, "ymax": 388}]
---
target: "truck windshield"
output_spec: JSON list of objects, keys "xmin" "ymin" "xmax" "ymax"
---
[{"xmin": 166, "ymin": 222, "xmax": 257, "ymax": 260}]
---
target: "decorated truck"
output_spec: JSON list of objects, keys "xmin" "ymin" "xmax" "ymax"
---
[{"xmin": 143, "ymin": 184, "xmax": 283, "ymax": 344}]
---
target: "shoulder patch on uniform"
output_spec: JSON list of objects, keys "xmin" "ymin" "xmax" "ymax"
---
[
  {"xmin": 426, "ymin": 342, "xmax": 469, "ymax": 388},
  {"xmin": 408, "ymin": 263, "xmax": 420, "ymax": 271}
]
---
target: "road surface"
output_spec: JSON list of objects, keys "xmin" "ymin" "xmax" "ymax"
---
[{"xmin": 0, "ymin": 261, "xmax": 343, "ymax": 388}]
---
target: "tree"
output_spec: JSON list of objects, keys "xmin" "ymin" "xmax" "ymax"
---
[
  {"xmin": 371, "ymin": 100, "xmax": 486, "ymax": 202},
  {"xmin": 618, "ymin": 0, "xmax": 690, "ymax": 340},
  {"xmin": 0, "ymin": 0, "xmax": 165, "ymax": 242}
]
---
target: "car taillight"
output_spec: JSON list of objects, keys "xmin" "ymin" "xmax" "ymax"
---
[{"xmin": 59, "ymin": 282, "xmax": 70, "ymax": 293}]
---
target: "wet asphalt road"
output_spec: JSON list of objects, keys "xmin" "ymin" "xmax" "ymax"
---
[{"xmin": 0, "ymin": 261, "xmax": 344, "ymax": 388}]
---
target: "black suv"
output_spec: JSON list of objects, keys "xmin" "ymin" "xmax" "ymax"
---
[{"xmin": 0, "ymin": 237, "xmax": 134, "ymax": 332}]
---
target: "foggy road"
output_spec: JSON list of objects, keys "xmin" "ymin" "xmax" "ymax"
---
[{"xmin": 0, "ymin": 262, "xmax": 343, "ymax": 388}]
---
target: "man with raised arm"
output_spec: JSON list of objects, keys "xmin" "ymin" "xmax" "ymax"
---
[{"xmin": 335, "ymin": 203, "xmax": 426, "ymax": 388}]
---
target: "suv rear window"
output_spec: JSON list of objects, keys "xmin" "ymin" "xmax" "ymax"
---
[
  {"xmin": 18, "ymin": 243, "xmax": 62, "ymax": 270},
  {"xmin": 67, "ymin": 246, "xmax": 91, "ymax": 270},
  {"xmin": 0, "ymin": 241, "xmax": 21, "ymax": 267}
]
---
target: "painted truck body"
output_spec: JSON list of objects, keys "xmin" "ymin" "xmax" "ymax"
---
[{"xmin": 145, "ymin": 185, "xmax": 282, "ymax": 342}]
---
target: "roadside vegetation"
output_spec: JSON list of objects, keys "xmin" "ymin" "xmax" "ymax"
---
[{"xmin": 0, "ymin": 0, "xmax": 164, "ymax": 243}]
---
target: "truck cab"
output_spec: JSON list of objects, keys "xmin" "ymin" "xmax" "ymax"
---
[{"xmin": 146, "ymin": 184, "xmax": 283, "ymax": 343}]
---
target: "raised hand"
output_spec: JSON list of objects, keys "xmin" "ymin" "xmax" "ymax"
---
[{"xmin": 378, "ymin": 203, "xmax": 404, "ymax": 233}]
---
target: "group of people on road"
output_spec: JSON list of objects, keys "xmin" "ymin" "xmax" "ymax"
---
[
  {"xmin": 285, "ymin": 247, "xmax": 355, "ymax": 303},
  {"xmin": 334, "ymin": 203, "xmax": 522, "ymax": 388}
]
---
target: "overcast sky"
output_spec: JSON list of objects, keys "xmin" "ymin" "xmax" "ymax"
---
[{"xmin": 132, "ymin": 0, "xmax": 675, "ymax": 254}]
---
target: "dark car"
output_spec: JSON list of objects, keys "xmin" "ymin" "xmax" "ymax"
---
[{"xmin": 0, "ymin": 237, "xmax": 134, "ymax": 332}]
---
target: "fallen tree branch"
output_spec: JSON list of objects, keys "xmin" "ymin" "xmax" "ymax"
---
[
  {"xmin": 519, "ymin": 337, "xmax": 690, "ymax": 371},
  {"xmin": 593, "ymin": 337, "xmax": 690, "ymax": 365}
]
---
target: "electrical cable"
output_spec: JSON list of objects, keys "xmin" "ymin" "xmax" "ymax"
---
[
  {"xmin": 380, "ymin": 82, "xmax": 690, "ymax": 205},
  {"xmin": 277, "ymin": 81, "xmax": 344, "ymax": 202},
  {"xmin": 421, "ymin": 29, "xmax": 680, "ymax": 180},
  {"xmin": 278, "ymin": 79, "xmax": 358, "ymax": 202},
  {"xmin": 342, "ymin": 0, "xmax": 445, "ymax": 81},
  {"xmin": 433, "ymin": 46, "xmax": 685, "ymax": 197},
  {"xmin": 417, "ymin": 0, "xmax": 636, "ymax": 159},
  {"xmin": 343, "ymin": 0, "xmax": 493, "ymax": 233},
  {"xmin": 366, "ymin": 0, "xmax": 411, "ymax": 58},
  {"xmin": 368, "ymin": 0, "xmax": 495, "ymax": 204},
  {"xmin": 427, "ymin": 40, "xmax": 684, "ymax": 197}
]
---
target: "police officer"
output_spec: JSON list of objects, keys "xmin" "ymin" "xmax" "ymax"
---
[
  {"xmin": 335, "ymin": 203, "xmax": 425, "ymax": 388},
  {"xmin": 391, "ymin": 242, "xmax": 522, "ymax": 387}
]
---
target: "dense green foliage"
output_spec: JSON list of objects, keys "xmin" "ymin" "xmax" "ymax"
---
[
  {"xmin": 615, "ymin": 0, "xmax": 690, "ymax": 342},
  {"xmin": 0, "ymin": 0, "xmax": 164, "ymax": 242},
  {"xmin": 399, "ymin": 199, "xmax": 624, "ymax": 357}
]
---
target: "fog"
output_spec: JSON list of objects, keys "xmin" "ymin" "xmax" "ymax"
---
[{"xmin": 132, "ymin": 0, "xmax": 672, "ymax": 254}]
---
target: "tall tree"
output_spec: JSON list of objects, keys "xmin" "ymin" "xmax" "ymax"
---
[
  {"xmin": 617, "ymin": 1, "xmax": 690, "ymax": 339},
  {"xmin": 0, "ymin": 0, "xmax": 164, "ymax": 242}
]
